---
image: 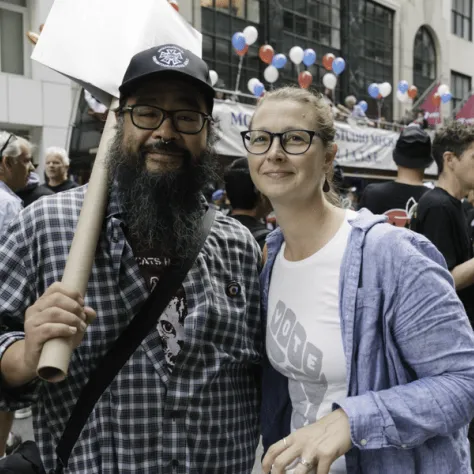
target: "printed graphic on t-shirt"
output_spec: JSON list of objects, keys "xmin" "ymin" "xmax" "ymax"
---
[
  {"xmin": 267, "ymin": 299, "xmax": 328, "ymax": 427},
  {"xmin": 134, "ymin": 255, "xmax": 187, "ymax": 372},
  {"xmin": 384, "ymin": 197, "xmax": 417, "ymax": 228}
]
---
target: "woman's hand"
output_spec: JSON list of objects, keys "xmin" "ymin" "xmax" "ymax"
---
[{"xmin": 262, "ymin": 409, "xmax": 352, "ymax": 474}]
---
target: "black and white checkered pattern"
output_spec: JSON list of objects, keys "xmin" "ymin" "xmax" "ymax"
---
[{"xmin": 0, "ymin": 186, "xmax": 262, "ymax": 473}]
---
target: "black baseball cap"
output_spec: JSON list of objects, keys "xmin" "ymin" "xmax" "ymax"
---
[
  {"xmin": 119, "ymin": 44, "xmax": 215, "ymax": 113},
  {"xmin": 393, "ymin": 125, "xmax": 433, "ymax": 169}
]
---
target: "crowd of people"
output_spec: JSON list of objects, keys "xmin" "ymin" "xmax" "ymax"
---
[{"xmin": 0, "ymin": 43, "xmax": 474, "ymax": 474}]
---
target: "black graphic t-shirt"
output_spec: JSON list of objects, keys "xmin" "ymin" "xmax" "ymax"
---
[
  {"xmin": 359, "ymin": 181, "xmax": 429, "ymax": 227},
  {"xmin": 416, "ymin": 187, "xmax": 474, "ymax": 325},
  {"xmin": 133, "ymin": 251, "xmax": 188, "ymax": 373}
]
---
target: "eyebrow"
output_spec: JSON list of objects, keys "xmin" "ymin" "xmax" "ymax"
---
[{"xmin": 134, "ymin": 95, "xmax": 203, "ymax": 111}]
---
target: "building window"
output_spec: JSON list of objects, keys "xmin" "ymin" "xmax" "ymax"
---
[
  {"xmin": 413, "ymin": 26, "xmax": 437, "ymax": 99},
  {"xmin": 356, "ymin": 1, "xmax": 394, "ymax": 120},
  {"xmin": 201, "ymin": 0, "xmax": 261, "ymax": 101},
  {"xmin": 0, "ymin": 0, "xmax": 27, "ymax": 75},
  {"xmin": 451, "ymin": 71, "xmax": 471, "ymax": 112},
  {"xmin": 280, "ymin": 0, "xmax": 341, "ymax": 97},
  {"xmin": 452, "ymin": 0, "xmax": 472, "ymax": 41}
]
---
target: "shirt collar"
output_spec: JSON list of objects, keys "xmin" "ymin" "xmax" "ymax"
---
[{"xmin": 0, "ymin": 180, "xmax": 22, "ymax": 205}]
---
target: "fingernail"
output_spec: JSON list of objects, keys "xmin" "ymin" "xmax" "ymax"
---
[
  {"xmin": 80, "ymin": 322, "xmax": 87, "ymax": 332},
  {"xmin": 69, "ymin": 326, "xmax": 77, "ymax": 334}
]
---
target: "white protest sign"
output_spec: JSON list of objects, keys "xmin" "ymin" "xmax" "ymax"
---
[{"xmin": 32, "ymin": 0, "xmax": 202, "ymax": 106}]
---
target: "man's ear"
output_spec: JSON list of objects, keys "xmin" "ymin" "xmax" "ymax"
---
[
  {"xmin": 443, "ymin": 151, "xmax": 456, "ymax": 170},
  {"xmin": 2, "ymin": 156, "xmax": 13, "ymax": 171}
]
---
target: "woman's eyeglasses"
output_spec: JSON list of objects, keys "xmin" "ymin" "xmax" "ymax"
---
[{"xmin": 240, "ymin": 129, "xmax": 320, "ymax": 155}]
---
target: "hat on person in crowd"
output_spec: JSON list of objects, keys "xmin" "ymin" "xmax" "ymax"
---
[
  {"xmin": 393, "ymin": 125, "xmax": 433, "ymax": 169},
  {"xmin": 119, "ymin": 44, "xmax": 215, "ymax": 113}
]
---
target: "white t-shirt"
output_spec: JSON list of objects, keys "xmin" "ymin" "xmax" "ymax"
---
[{"xmin": 266, "ymin": 210, "xmax": 357, "ymax": 474}]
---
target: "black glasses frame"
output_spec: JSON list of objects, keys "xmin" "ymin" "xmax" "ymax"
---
[
  {"xmin": 0, "ymin": 133, "xmax": 16, "ymax": 157},
  {"xmin": 120, "ymin": 105, "xmax": 213, "ymax": 135},
  {"xmin": 240, "ymin": 129, "xmax": 320, "ymax": 155}
]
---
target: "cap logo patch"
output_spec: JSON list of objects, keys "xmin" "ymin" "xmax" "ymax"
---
[{"xmin": 153, "ymin": 46, "xmax": 189, "ymax": 69}]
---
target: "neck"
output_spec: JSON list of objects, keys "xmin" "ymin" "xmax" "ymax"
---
[
  {"xmin": 437, "ymin": 173, "xmax": 465, "ymax": 200},
  {"xmin": 272, "ymin": 194, "xmax": 346, "ymax": 261},
  {"xmin": 230, "ymin": 208, "xmax": 257, "ymax": 218},
  {"xmin": 49, "ymin": 176, "xmax": 67, "ymax": 187},
  {"xmin": 396, "ymin": 166, "xmax": 424, "ymax": 185}
]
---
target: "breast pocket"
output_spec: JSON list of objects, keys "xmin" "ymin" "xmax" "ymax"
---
[{"xmin": 355, "ymin": 288, "xmax": 384, "ymax": 358}]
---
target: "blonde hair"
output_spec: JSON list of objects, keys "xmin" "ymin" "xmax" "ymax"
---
[{"xmin": 251, "ymin": 87, "xmax": 340, "ymax": 205}]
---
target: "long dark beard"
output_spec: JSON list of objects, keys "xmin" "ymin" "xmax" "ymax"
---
[{"xmin": 106, "ymin": 121, "xmax": 219, "ymax": 261}]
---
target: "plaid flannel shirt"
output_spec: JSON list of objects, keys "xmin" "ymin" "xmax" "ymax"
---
[{"xmin": 0, "ymin": 185, "xmax": 263, "ymax": 473}]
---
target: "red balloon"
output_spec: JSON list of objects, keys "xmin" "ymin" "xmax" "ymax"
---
[
  {"xmin": 322, "ymin": 53, "xmax": 335, "ymax": 71},
  {"xmin": 236, "ymin": 44, "xmax": 249, "ymax": 57},
  {"xmin": 298, "ymin": 71, "xmax": 313, "ymax": 89},
  {"xmin": 432, "ymin": 92, "xmax": 441, "ymax": 107},
  {"xmin": 168, "ymin": 0, "xmax": 179, "ymax": 11},
  {"xmin": 407, "ymin": 85, "xmax": 418, "ymax": 99},
  {"xmin": 377, "ymin": 93, "xmax": 383, "ymax": 99},
  {"xmin": 259, "ymin": 45, "xmax": 274, "ymax": 64}
]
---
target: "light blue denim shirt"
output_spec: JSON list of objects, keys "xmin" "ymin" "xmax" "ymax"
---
[
  {"xmin": 0, "ymin": 180, "xmax": 22, "ymax": 235},
  {"xmin": 260, "ymin": 209, "xmax": 474, "ymax": 473}
]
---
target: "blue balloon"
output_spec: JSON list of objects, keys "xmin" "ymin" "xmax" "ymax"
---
[
  {"xmin": 332, "ymin": 57, "xmax": 346, "ymax": 75},
  {"xmin": 398, "ymin": 80, "xmax": 409, "ymax": 94},
  {"xmin": 358, "ymin": 100, "xmax": 368, "ymax": 113},
  {"xmin": 441, "ymin": 92, "xmax": 453, "ymax": 103},
  {"xmin": 232, "ymin": 32, "xmax": 246, "ymax": 51},
  {"xmin": 254, "ymin": 82, "xmax": 265, "ymax": 97},
  {"xmin": 272, "ymin": 54, "xmax": 287, "ymax": 69},
  {"xmin": 302, "ymin": 48, "xmax": 316, "ymax": 67},
  {"xmin": 368, "ymin": 83, "xmax": 380, "ymax": 99}
]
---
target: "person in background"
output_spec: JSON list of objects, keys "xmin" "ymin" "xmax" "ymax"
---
[
  {"xmin": 359, "ymin": 125, "xmax": 432, "ymax": 227},
  {"xmin": 241, "ymin": 87, "xmax": 474, "ymax": 474},
  {"xmin": 463, "ymin": 189, "xmax": 474, "ymax": 242},
  {"xmin": 0, "ymin": 131, "xmax": 35, "ymax": 457},
  {"xmin": 224, "ymin": 157, "xmax": 270, "ymax": 249},
  {"xmin": 16, "ymin": 171, "xmax": 54, "ymax": 207},
  {"xmin": 416, "ymin": 122, "xmax": 474, "ymax": 326},
  {"xmin": 44, "ymin": 146, "xmax": 78, "ymax": 193},
  {"xmin": 211, "ymin": 188, "xmax": 230, "ymax": 215}
]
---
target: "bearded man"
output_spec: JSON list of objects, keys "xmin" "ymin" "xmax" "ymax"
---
[{"xmin": 0, "ymin": 45, "xmax": 262, "ymax": 473}]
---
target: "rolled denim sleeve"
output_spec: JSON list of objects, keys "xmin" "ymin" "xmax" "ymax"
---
[{"xmin": 338, "ymin": 237, "xmax": 474, "ymax": 450}]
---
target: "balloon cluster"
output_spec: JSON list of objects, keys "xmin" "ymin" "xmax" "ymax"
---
[
  {"xmin": 288, "ymin": 47, "xmax": 317, "ymax": 88},
  {"xmin": 396, "ymin": 81, "xmax": 417, "ymax": 103},
  {"xmin": 321, "ymin": 53, "xmax": 346, "ymax": 91},
  {"xmin": 432, "ymin": 83, "xmax": 453, "ymax": 106},
  {"xmin": 248, "ymin": 78, "xmax": 265, "ymax": 97},
  {"xmin": 368, "ymin": 82, "xmax": 393, "ymax": 100},
  {"xmin": 232, "ymin": 26, "xmax": 258, "ymax": 57}
]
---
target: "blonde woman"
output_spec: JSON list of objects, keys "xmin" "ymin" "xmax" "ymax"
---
[{"xmin": 241, "ymin": 87, "xmax": 474, "ymax": 474}]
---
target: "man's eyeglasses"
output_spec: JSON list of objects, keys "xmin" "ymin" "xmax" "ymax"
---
[
  {"xmin": 0, "ymin": 133, "xmax": 16, "ymax": 157},
  {"xmin": 240, "ymin": 129, "xmax": 320, "ymax": 155},
  {"xmin": 120, "ymin": 105, "xmax": 212, "ymax": 135}
]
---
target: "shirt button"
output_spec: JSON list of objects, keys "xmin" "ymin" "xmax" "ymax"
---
[{"xmin": 360, "ymin": 439, "xmax": 368, "ymax": 446}]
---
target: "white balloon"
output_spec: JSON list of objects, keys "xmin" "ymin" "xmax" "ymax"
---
[
  {"xmin": 322, "ymin": 73, "xmax": 337, "ymax": 90},
  {"xmin": 396, "ymin": 90, "xmax": 410, "ymax": 103},
  {"xmin": 243, "ymin": 26, "xmax": 258, "ymax": 46},
  {"xmin": 438, "ymin": 84, "xmax": 450, "ymax": 96},
  {"xmin": 379, "ymin": 82, "xmax": 392, "ymax": 98},
  {"xmin": 264, "ymin": 65, "xmax": 279, "ymax": 83},
  {"xmin": 289, "ymin": 46, "xmax": 304, "ymax": 65},
  {"xmin": 248, "ymin": 77, "xmax": 260, "ymax": 94},
  {"xmin": 209, "ymin": 70, "xmax": 218, "ymax": 87}
]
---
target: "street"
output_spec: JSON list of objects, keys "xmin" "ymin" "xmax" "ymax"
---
[{"xmin": 12, "ymin": 418, "xmax": 264, "ymax": 473}]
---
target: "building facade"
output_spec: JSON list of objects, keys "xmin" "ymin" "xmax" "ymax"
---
[
  {"xmin": 0, "ymin": 0, "xmax": 78, "ymax": 179},
  {"xmin": 3, "ymin": 0, "xmax": 474, "ymax": 175}
]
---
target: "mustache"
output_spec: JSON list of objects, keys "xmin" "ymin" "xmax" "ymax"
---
[{"xmin": 140, "ymin": 140, "xmax": 188, "ymax": 155}]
